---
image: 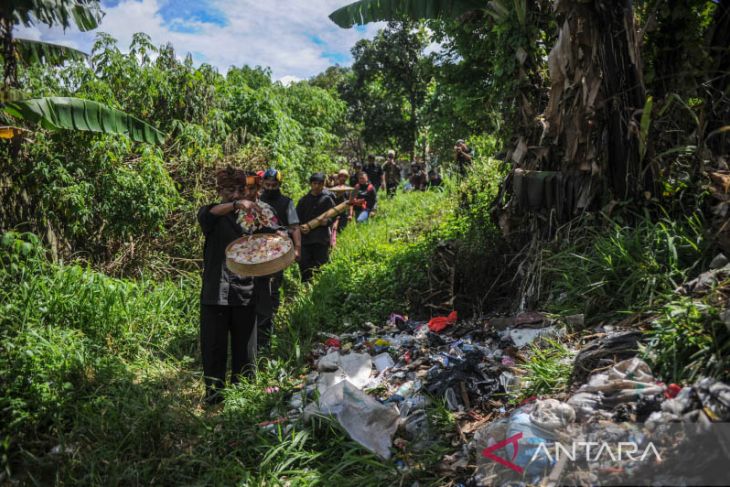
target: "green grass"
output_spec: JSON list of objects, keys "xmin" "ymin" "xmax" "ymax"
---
[
  {"xmin": 644, "ymin": 293, "xmax": 730, "ymax": 383},
  {"xmin": 513, "ymin": 338, "xmax": 575, "ymax": 401}
]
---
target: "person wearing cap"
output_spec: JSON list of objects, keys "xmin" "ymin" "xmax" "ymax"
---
[
  {"xmin": 257, "ymin": 168, "xmax": 301, "ymax": 350},
  {"xmin": 349, "ymin": 171, "xmax": 378, "ymax": 223},
  {"xmin": 296, "ymin": 173, "xmax": 336, "ymax": 282},
  {"xmin": 454, "ymin": 139, "xmax": 474, "ymax": 178},
  {"xmin": 364, "ymin": 154, "xmax": 384, "ymax": 192},
  {"xmin": 382, "ymin": 150, "xmax": 401, "ymax": 197},
  {"xmin": 197, "ymin": 168, "xmax": 277, "ymax": 405}
]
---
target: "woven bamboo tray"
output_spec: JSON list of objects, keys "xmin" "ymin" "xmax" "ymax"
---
[{"xmin": 225, "ymin": 233, "xmax": 295, "ymax": 277}]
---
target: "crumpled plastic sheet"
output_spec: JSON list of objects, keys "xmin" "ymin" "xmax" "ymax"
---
[
  {"xmin": 529, "ymin": 398, "xmax": 576, "ymax": 436},
  {"xmin": 428, "ymin": 310, "xmax": 458, "ymax": 333},
  {"xmin": 316, "ymin": 351, "xmax": 373, "ymax": 393},
  {"xmin": 304, "ymin": 380, "xmax": 400, "ymax": 459},
  {"xmin": 506, "ymin": 326, "xmax": 560, "ymax": 348},
  {"xmin": 569, "ymin": 357, "xmax": 664, "ymax": 411},
  {"xmin": 570, "ymin": 331, "xmax": 643, "ymax": 384}
]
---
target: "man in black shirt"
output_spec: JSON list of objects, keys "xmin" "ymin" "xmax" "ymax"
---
[
  {"xmin": 349, "ymin": 162, "xmax": 363, "ymax": 187},
  {"xmin": 256, "ymin": 168, "xmax": 301, "ymax": 351},
  {"xmin": 364, "ymin": 154, "xmax": 384, "ymax": 192},
  {"xmin": 296, "ymin": 173, "xmax": 335, "ymax": 282},
  {"xmin": 197, "ymin": 168, "xmax": 264, "ymax": 405}
]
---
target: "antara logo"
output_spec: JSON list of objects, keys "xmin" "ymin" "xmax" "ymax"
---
[
  {"xmin": 481, "ymin": 432, "xmax": 524, "ymax": 473},
  {"xmin": 482, "ymin": 433, "xmax": 662, "ymax": 473}
]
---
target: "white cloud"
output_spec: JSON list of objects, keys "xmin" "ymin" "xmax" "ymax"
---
[
  {"xmin": 14, "ymin": 0, "xmax": 385, "ymax": 81},
  {"xmin": 278, "ymin": 75, "xmax": 302, "ymax": 86}
]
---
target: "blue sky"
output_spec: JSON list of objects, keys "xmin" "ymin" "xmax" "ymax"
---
[{"xmin": 16, "ymin": 0, "xmax": 384, "ymax": 83}]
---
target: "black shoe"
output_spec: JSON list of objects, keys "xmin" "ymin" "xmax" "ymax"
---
[{"xmin": 204, "ymin": 390, "xmax": 224, "ymax": 406}]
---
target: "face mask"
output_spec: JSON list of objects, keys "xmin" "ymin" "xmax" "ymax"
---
[{"xmin": 263, "ymin": 188, "xmax": 281, "ymax": 198}]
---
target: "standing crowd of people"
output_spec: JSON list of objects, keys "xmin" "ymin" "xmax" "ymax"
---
[{"xmin": 196, "ymin": 139, "xmax": 473, "ymax": 404}]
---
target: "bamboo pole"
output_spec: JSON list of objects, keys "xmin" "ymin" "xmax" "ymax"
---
[{"xmin": 300, "ymin": 201, "xmax": 349, "ymax": 234}]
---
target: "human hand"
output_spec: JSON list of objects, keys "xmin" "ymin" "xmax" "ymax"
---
[{"xmin": 238, "ymin": 200, "xmax": 261, "ymax": 214}]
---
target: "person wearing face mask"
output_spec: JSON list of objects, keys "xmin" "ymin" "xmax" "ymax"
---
[
  {"xmin": 197, "ymin": 168, "xmax": 272, "ymax": 405},
  {"xmin": 256, "ymin": 168, "xmax": 301, "ymax": 351},
  {"xmin": 296, "ymin": 173, "xmax": 336, "ymax": 282}
]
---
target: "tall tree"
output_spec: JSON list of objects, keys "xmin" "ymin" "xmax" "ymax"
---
[{"xmin": 343, "ymin": 21, "xmax": 431, "ymax": 158}]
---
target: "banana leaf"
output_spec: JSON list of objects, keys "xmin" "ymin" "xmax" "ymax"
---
[
  {"xmin": 4, "ymin": 0, "xmax": 103, "ymax": 31},
  {"xmin": 329, "ymin": 0, "xmax": 483, "ymax": 27},
  {"xmin": 14, "ymin": 38, "xmax": 88, "ymax": 66},
  {"xmin": 4, "ymin": 97, "xmax": 166, "ymax": 145}
]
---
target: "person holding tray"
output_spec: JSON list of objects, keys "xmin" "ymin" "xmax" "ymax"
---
[
  {"xmin": 257, "ymin": 168, "xmax": 301, "ymax": 351},
  {"xmin": 197, "ymin": 168, "xmax": 281, "ymax": 406}
]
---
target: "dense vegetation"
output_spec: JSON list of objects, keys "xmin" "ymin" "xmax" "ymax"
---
[{"xmin": 2, "ymin": 0, "xmax": 729, "ymax": 484}]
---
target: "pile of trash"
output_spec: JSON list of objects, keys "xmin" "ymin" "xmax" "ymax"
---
[
  {"xmin": 266, "ymin": 312, "xmax": 562, "ymax": 459},
  {"xmin": 263, "ymin": 307, "xmax": 730, "ymax": 485}
]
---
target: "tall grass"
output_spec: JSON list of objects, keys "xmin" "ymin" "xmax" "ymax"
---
[{"xmin": 541, "ymin": 212, "xmax": 707, "ymax": 322}]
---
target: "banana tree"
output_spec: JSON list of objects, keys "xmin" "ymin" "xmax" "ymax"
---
[
  {"xmin": 329, "ymin": 0, "xmax": 484, "ymax": 27},
  {"xmin": 0, "ymin": 0, "xmax": 165, "ymax": 144}
]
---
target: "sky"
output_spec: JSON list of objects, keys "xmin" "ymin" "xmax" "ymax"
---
[{"xmin": 15, "ymin": 0, "xmax": 384, "ymax": 84}]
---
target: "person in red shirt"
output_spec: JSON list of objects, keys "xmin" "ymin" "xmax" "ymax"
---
[{"xmin": 349, "ymin": 172, "xmax": 377, "ymax": 223}]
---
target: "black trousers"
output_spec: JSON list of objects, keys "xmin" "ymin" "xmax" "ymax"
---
[
  {"xmin": 386, "ymin": 182, "xmax": 398, "ymax": 196},
  {"xmin": 254, "ymin": 271, "xmax": 283, "ymax": 350},
  {"xmin": 299, "ymin": 243, "xmax": 329, "ymax": 283},
  {"xmin": 200, "ymin": 303, "xmax": 256, "ymax": 399}
]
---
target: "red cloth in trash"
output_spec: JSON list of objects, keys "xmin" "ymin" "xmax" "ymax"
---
[
  {"xmin": 428, "ymin": 311, "xmax": 457, "ymax": 332},
  {"xmin": 324, "ymin": 338, "xmax": 341, "ymax": 348},
  {"xmin": 664, "ymin": 383, "xmax": 681, "ymax": 399}
]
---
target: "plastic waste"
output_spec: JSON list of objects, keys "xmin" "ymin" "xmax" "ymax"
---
[
  {"xmin": 316, "ymin": 352, "xmax": 373, "ymax": 393},
  {"xmin": 428, "ymin": 310, "xmax": 458, "ymax": 333},
  {"xmin": 373, "ymin": 352, "xmax": 395, "ymax": 372},
  {"xmin": 575, "ymin": 357, "xmax": 664, "ymax": 407},
  {"xmin": 504, "ymin": 407, "xmax": 555, "ymax": 475},
  {"xmin": 506, "ymin": 326, "xmax": 558, "ymax": 348},
  {"xmin": 324, "ymin": 337, "xmax": 341, "ymax": 349},
  {"xmin": 567, "ymin": 391, "xmax": 603, "ymax": 421},
  {"xmin": 696, "ymin": 378, "xmax": 730, "ymax": 421},
  {"xmin": 528, "ymin": 399, "xmax": 575, "ymax": 436},
  {"xmin": 571, "ymin": 331, "xmax": 643, "ymax": 384},
  {"xmin": 304, "ymin": 380, "xmax": 400, "ymax": 459}
]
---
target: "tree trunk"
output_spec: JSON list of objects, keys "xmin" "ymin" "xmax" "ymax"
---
[
  {"xmin": 706, "ymin": 0, "xmax": 730, "ymax": 155},
  {"xmin": 1, "ymin": 16, "xmax": 18, "ymax": 90},
  {"xmin": 503, "ymin": 0, "xmax": 648, "ymax": 224},
  {"xmin": 409, "ymin": 92, "xmax": 417, "ymax": 162}
]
